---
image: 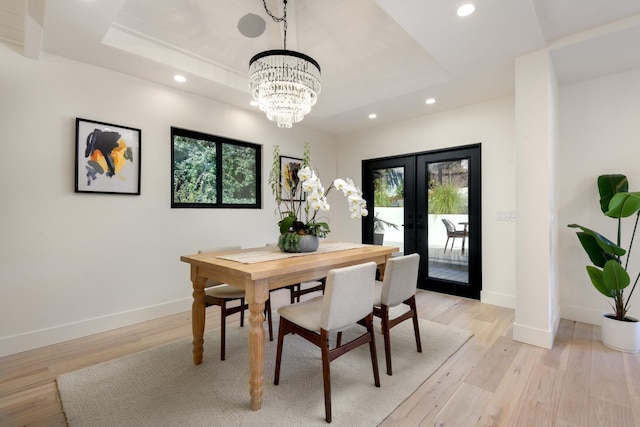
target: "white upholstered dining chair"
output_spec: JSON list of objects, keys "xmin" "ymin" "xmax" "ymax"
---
[
  {"xmin": 199, "ymin": 246, "xmax": 273, "ymax": 360},
  {"xmin": 274, "ymin": 261, "xmax": 380, "ymax": 423},
  {"xmin": 373, "ymin": 253, "xmax": 422, "ymax": 375}
]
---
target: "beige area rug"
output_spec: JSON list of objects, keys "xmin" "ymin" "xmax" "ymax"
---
[{"xmin": 57, "ymin": 317, "xmax": 472, "ymax": 426}]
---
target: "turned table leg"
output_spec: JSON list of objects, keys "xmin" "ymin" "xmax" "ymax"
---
[
  {"xmin": 191, "ymin": 269, "xmax": 206, "ymax": 365},
  {"xmin": 246, "ymin": 279, "xmax": 269, "ymax": 410}
]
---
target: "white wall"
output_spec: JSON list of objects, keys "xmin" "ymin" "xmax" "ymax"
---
[
  {"xmin": 335, "ymin": 97, "xmax": 518, "ymax": 309},
  {"xmin": 0, "ymin": 42, "xmax": 338, "ymax": 356},
  {"xmin": 558, "ymin": 68, "xmax": 640, "ymax": 325}
]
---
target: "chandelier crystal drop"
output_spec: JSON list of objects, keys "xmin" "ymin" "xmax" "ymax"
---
[{"xmin": 249, "ymin": 0, "xmax": 321, "ymax": 129}]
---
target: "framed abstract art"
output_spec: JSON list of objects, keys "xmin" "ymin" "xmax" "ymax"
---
[
  {"xmin": 75, "ymin": 118, "xmax": 141, "ymax": 195},
  {"xmin": 279, "ymin": 155, "xmax": 305, "ymax": 201}
]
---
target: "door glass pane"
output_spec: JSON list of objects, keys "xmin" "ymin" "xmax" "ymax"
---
[
  {"xmin": 426, "ymin": 160, "xmax": 469, "ymax": 283},
  {"xmin": 373, "ymin": 167, "xmax": 404, "ymax": 254}
]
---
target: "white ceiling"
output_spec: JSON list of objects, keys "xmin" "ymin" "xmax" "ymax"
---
[{"xmin": 3, "ymin": 0, "xmax": 640, "ymax": 134}]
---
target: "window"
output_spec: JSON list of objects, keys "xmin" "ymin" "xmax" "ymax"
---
[{"xmin": 171, "ymin": 127, "xmax": 261, "ymax": 208}]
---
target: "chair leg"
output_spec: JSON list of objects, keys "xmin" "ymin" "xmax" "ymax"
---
[
  {"xmin": 220, "ymin": 300, "xmax": 227, "ymax": 361},
  {"xmin": 380, "ymin": 305, "xmax": 393, "ymax": 375},
  {"xmin": 320, "ymin": 329, "xmax": 332, "ymax": 423},
  {"xmin": 265, "ymin": 298, "xmax": 273, "ymax": 341},
  {"xmin": 239, "ymin": 297, "xmax": 245, "ymax": 327},
  {"xmin": 289, "ymin": 285, "xmax": 296, "ymax": 304},
  {"xmin": 408, "ymin": 296, "xmax": 422, "ymax": 353},
  {"xmin": 365, "ymin": 314, "xmax": 381, "ymax": 387},
  {"xmin": 274, "ymin": 319, "xmax": 288, "ymax": 386},
  {"xmin": 444, "ymin": 236, "xmax": 450, "ymax": 252}
]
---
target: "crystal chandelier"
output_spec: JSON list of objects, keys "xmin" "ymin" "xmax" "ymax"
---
[{"xmin": 249, "ymin": 0, "xmax": 321, "ymax": 129}]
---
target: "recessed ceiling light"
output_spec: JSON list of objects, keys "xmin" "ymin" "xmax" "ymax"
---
[
  {"xmin": 174, "ymin": 75, "xmax": 186, "ymax": 83},
  {"xmin": 425, "ymin": 98, "xmax": 436, "ymax": 105},
  {"xmin": 457, "ymin": 3, "xmax": 475, "ymax": 17},
  {"xmin": 369, "ymin": 113, "xmax": 377, "ymax": 119}
]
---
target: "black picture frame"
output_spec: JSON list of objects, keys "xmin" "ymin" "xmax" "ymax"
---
[
  {"xmin": 75, "ymin": 118, "xmax": 141, "ymax": 195},
  {"xmin": 279, "ymin": 155, "xmax": 305, "ymax": 201}
]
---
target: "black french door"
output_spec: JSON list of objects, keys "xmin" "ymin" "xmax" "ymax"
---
[{"xmin": 362, "ymin": 144, "xmax": 481, "ymax": 299}]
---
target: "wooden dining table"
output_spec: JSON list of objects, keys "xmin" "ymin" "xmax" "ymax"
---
[{"xmin": 180, "ymin": 243, "xmax": 398, "ymax": 411}]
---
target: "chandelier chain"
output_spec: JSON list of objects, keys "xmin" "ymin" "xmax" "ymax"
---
[{"xmin": 261, "ymin": 0, "xmax": 288, "ymax": 50}]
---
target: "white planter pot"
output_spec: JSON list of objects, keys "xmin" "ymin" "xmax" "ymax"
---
[{"xmin": 601, "ymin": 314, "xmax": 640, "ymax": 353}]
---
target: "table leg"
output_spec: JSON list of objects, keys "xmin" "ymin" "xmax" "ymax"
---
[
  {"xmin": 378, "ymin": 255, "xmax": 391, "ymax": 281},
  {"xmin": 191, "ymin": 269, "xmax": 206, "ymax": 365},
  {"xmin": 246, "ymin": 279, "xmax": 269, "ymax": 410}
]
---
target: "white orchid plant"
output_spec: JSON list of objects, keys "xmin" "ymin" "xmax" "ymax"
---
[{"xmin": 269, "ymin": 143, "xmax": 368, "ymax": 246}]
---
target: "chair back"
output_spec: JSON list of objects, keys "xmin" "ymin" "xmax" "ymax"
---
[
  {"xmin": 380, "ymin": 253, "xmax": 420, "ymax": 307},
  {"xmin": 320, "ymin": 262, "xmax": 377, "ymax": 331},
  {"xmin": 442, "ymin": 218, "xmax": 456, "ymax": 233},
  {"xmin": 198, "ymin": 246, "xmax": 241, "ymax": 287}
]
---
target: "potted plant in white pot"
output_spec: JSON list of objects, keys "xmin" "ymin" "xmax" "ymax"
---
[{"xmin": 568, "ymin": 174, "xmax": 640, "ymax": 352}]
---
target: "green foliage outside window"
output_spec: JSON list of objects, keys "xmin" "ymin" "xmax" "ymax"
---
[
  {"xmin": 173, "ymin": 136, "xmax": 217, "ymax": 204},
  {"xmin": 428, "ymin": 184, "xmax": 464, "ymax": 214},
  {"xmin": 171, "ymin": 128, "xmax": 261, "ymax": 208},
  {"xmin": 373, "ymin": 167, "xmax": 404, "ymax": 207},
  {"xmin": 222, "ymin": 144, "xmax": 257, "ymax": 204}
]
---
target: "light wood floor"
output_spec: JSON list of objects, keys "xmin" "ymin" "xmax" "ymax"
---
[{"xmin": 1, "ymin": 290, "xmax": 639, "ymax": 426}]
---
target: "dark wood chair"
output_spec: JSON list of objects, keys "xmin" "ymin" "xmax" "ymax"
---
[
  {"xmin": 266, "ymin": 243, "xmax": 325, "ymax": 303},
  {"xmin": 274, "ymin": 262, "xmax": 380, "ymax": 423},
  {"xmin": 287, "ymin": 278, "xmax": 326, "ymax": 303},
  {"xmin": 442, "ymin": 218, "xmax": 467, "ymax": 252},
  {"xmin": 372, "ymin": 253, "xmax": 422, "ymax": 375},
  {"xmin": 199, "ymin": 247, "xmax": 273, "ymax": 360}
]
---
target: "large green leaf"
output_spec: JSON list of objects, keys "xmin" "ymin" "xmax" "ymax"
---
[
  {"xmin": 278, "ymin": 214, "xmax": 296, "ymax": 234},
  {"xmin": 568, "ymin": 224, "xmax": 626, "ymax": 257},
  {"xmin": 597, "ymin": 174, "xmax": 627, "ymax": 214},
  {"xmin": 575, "ymin": 231, "xmax": 613, "ymax": 267},
  {"xmin": 602, "ymin": 259, "xmax": 630, "ymax": 293},
  {"xmin": 586, "ymin": 265, "xmax": 612, "ymax": 297},
  {"xmin": 605, "ymin": 192, "xmax": 640, "ymax": 218}
]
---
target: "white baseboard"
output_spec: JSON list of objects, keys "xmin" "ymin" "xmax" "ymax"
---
[
  {"xmin": 513, "ymin": 321, "xmax": 556, "ymax": 349},
  {"xmin": 560, "ymin": 304, "xmax": 603, "ymax": 326},
  {"xmin": 0, "ymin": 298, "xmax": 192, "ymax": 358},
  {"xmin": 480, "ymin": 290, "xmax": 516, "ymax": 309}
]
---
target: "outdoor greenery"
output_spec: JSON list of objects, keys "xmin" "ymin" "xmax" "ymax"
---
[
  {"xmin": 173, "ymin": 136, "xmax": 217, "ymax": 204},
  {"xmin": 428, "ymin": 183, "xmax": 464, "ymax": 215},
  {"xmin": 373, "ymin": 168, "xmax": 403, "ymax": 207},
  {"xmin": 427, "ymin": 160, "xmax": 468, "ymax": 215},
  {"xmin": 221, "ymin": 144, "xmax": 258, "ymax": 204},
  {"xmin": 172, "ymin": 129, "xmax": 259, "ymax": 207},
  {"xmin": 373, "ymin": 212, "xmax": 399, "ymax": 233}
]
